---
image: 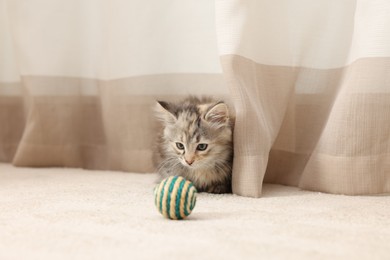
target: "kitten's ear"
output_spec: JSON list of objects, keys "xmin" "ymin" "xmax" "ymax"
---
[
  {"xmin": 204, "ymin": 102, "xmax": 229, "ymax": 127},
  {"xmin": 155, "ymin": 101, "xmax": 177, "ymax": 124}
]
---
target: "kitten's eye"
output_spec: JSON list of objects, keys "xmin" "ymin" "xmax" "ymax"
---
[
  {"xmin": 176, "ymin": 142, "xmax": 185, "ymax": 150},
  {"xmin": 196, "ymin": 143, "xmax": 208, "ymax": 151}
]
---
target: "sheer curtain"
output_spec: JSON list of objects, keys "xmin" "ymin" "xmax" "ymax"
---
[
  {"xmin": 0, "ymin": 0, "xmax": 228, "ymax": 172},
  {"xmin": 1, "ymin": 0, "xmax": 389, "ymax": 197},
  {"xmin": 217, "ymin": 0, "xmax": 390, "ymax": 196}
]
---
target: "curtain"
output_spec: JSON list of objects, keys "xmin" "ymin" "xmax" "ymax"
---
[
  {"xmin": 216, "ymin": 0, "xmax": 390, "ymax": 196},
  {"xmin": 0, "ymin": 0, "xmax": 228, "ymax": 172},
  {"xmin": 1, "ymin": 0, "xmax": 389, "ymax": 197}
]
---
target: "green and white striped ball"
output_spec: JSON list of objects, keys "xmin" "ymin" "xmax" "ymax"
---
[{"xmin": 154, "ymin": 176, "xmax": 197, "ymax": 220}]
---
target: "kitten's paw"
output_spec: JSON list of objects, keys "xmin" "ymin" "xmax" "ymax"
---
[{"xmin": 206, "ymin": 184, "xmax": 231, "ymax": 194}]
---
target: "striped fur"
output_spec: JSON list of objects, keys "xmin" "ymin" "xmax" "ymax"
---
[
  {"xmin": 154, "ymin": 96, "xmax": 233, "ymax": 194},
  {"xmin": 154, "ymin": 176, "xmax": 197, "ymax": 220}
]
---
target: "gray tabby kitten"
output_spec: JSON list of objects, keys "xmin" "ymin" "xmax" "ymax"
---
[{"xmin": 154, "ymin": 96, "xmax": 233, "ymax": 193}]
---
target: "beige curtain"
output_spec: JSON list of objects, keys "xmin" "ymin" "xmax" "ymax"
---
[
  {"xmin": 0, "ymin": 0, "xmax": 228, "ymax": 172},
  {"xmin": 216, "ymin": 0, "xmax": 390, "ymax": 196},
  {"xmin": 1, "ymin": 0, "xmax": 389, "ymax": 197}
]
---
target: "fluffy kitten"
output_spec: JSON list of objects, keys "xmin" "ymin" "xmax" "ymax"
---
[{"xmin": 154, "ymin": 96, "xmax": 233, "ymax": 194}]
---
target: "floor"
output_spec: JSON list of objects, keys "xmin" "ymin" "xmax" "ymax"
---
[{"xmin": 1, "ymin": 163, "xmax": 389, "ymax": 260}]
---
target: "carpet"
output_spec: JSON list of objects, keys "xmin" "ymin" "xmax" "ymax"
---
[{"xmin": 0, "ymin": 163, "xmax": 389, "ymax": 260}]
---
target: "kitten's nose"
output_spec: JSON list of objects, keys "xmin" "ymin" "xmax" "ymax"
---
[{"xmin": 185, "ymin": 158, "xmax": 194, "ymax": 165}]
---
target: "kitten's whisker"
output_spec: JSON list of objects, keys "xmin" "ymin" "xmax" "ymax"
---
[{"xmin": 157, "ymin": 157, "xmax": 178, "ymax": 171}]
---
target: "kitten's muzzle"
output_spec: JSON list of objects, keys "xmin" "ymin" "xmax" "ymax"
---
[{"xmin": 185, "ymin": 158, "xmax": 195, "ymax": 166}]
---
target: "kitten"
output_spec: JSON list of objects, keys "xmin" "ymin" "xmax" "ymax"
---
[{"xmin": 154, "ymin": 96, "xmax": 233, "ymax": 194}]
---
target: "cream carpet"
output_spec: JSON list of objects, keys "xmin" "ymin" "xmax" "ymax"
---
[{"xmin": 1, "ymin": 163, "xmax": 389, "ymax": 260}]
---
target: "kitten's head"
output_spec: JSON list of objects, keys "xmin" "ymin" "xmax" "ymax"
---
[{"xmin": 155, "ymin": 97, "xmax": 232, "ymax": 169}]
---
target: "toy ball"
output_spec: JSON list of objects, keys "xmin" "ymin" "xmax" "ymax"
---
[{"xmin": 154, "ymin": 176, "xmax": 197, "ymax": 220}]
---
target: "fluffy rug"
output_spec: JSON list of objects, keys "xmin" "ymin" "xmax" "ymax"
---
[{"xmin": 1, "ymin": 163, "xmax": 389, "ymax": 259}]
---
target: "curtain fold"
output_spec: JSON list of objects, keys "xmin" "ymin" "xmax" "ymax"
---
[
  {"xmin": 216, "ymin": 0, "xmax": 390, "ymax": 196},
  {"xmin": 1, "ymin": 0, "xmax": 389, "ymax": 197}
]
